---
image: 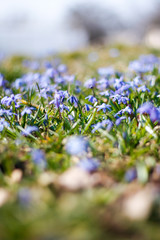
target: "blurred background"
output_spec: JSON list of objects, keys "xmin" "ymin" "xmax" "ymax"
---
[{"xmin": 0, "ymin": 0, "xmax": 160, "ymax": 56}]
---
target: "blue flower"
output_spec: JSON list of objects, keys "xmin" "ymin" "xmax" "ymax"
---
[
  {"xmin": 77, "ymin": 158, "xmax": 100, "ymax": 172},
  {"xmin": 22, "ymin": 126, "xmax": 39, "ymax": 136},
  {"xmin": 1, "ymin": 94, "xmax": 21, "ymax": 107},
  {"xmin": 66, "ymin": 136, "xmax": 89, "ymax": 156},
  {"xmin": 85, "ymin": 95, "xmax": 97, "ymax": 104},
  {"xmin": 96, "ymin": 103, "xmax": 111, "ymax": 113},
  {"xmin": 0, "ymin": 118, "xmax": 9, "ymax": 131},
  {"xmin": 92, "ymin": 119, "xmax": 113, "ymax": 133},
  {"xmin": 31, "ymin": 149, "xmax": 46, "ymax": 170},
  {"xmin": 125, "ymin": 168, "xmax": 137, "ymax": 182},
  {"xmin": 137, "ymin": 102, "xmax": 154, "ymax": 114},
  {"xmin": 67, "ymin": 95, "xmax": 78, "ymax": 107},
  {"xmin": 137, "ymin": 85, "xmax": 150, "ymax": 93},
  {"xmin": 97, "ymin": 78, "xmax": 109, "ymax": 91},
  {"xmin": 49, "ymin": 90, "xmax": 68, "ymax": 108},
  {"xmin": 84, "ymin": 78, "xmax": 96, "ymax": 89},
  {"xmin": 21, "ymin": 107, "xmax": 33, "ymax": 116},
  {"xmin": 115, "ymin": 116, "xmax": 126, "ymax": 126},
  {"xmin": 85, "ymin": 104, "xmax": 92, "ymax": 112}
]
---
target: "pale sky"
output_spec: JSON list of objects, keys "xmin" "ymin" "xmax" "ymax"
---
[{"xmin": 0, "ymin": 0, "xmax": 159, "ymax": 55}]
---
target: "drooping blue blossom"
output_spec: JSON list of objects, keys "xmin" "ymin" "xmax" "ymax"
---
[
  {"xmin": 99, "ymin": 90, "xmax": 111, "ymax": 96},
  {"xmin": 85, "ymin": 104, "xmax": 92, "ymax": 112},
  {"xmin": 22, "ymin": 126, "xmax": 39, "ymax": 136},
  {"xmin": 65, "ymin": 136, "xmax": 89, "ymax": 156},
  {"xmin": 77, "ymin": 158, "xmax": 100, "ymax": 172},
  {"xmin": 137, "ymin": 102, "xmax": 160, "ymax": 124},
  {"xmin": 114, "ymin": 76, "xmax": 125, "ymax": 90},
  {"xmin": 92, "ymin": 119, "xmax": 113, "ymax": 133},
  {"xmin": 85, "ymin": 95, "xmax": 97, "ymax": 103},
  {"xmin": 0, "ymin": 118, "xmax": 9, "ymax": 131},
  {"xmin": 21, "ymin": 107, "xmax": 33, "ymax": 116},
  {"xmin": 110, "ymin": 94, "xmax": 129, "ymax": 104},
  {"xmin": 45, "ymin": 67, "xmax": 57, "ymax": 78},
  {"xmin": 1, "ymin": 94, "xmax": 21, "ymax": 107},
  {"xmin": 137, "ymin": 85, "xmax": 150, "ymax": 93},
  {"xmin": 137, "ymin": 102, "xmax": 154, "ymax": 115},
  {"xmin": 84, "ymin": 78, "xmax": 96, "ymax": 89},
  {"xmin": 96, "ymin": 103, "xmax": 111, "ymax": 113},
  {"xmin": 67, "ymin": 95, "xmax": 78, "ymax": 107},
  {"xmin": 114, "ymin": 106, "xmax": 133, "ymax": 117},
  {"xmin": 115, "ymin": 116, "xmax": 126, "ymax": 126},
  {"xmin": 68, "ymin": 114, "xmax": 74, "ymax": 121},
  {"xmin": 97, "ymin": 78, "xmax": 109, "ymax": 91},
  {"xmin": 49, "ymin": 90, "xmax": 68, "ymax": 108},
  {"xmin": 0, "ymin": 74, "xmax": 7, "ymax": 88}
]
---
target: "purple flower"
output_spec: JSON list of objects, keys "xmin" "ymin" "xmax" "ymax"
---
[
  {"xmin": 125, "ymin": 168, "xmax": 137, "ymax": 182},
  {"xmin": 31, "ymin": 149, "xmax": 46, "ymax": 170},
  {"xmin": 1, "ymin": 94, "xmax": 21, "ymax": 107},
  {"xmin": 68, "ymin": 95, "xmax": 78, "ymax": 107},
  {"xmin": 0, "ymin": 118, "xmax": 9, "ymax": 131},
  {"xmin": 97, "ymin": 103, "xmax": 111, "ymax": 113},
  {"xmin": 84, "ymin": 78, "xmax": 96, "ymax": 89},
  {"xmin": 78, "ymin": 158, "xmax": 100, "ymax": 172},
  {"xmin": 85, "ymin": 104, "xmax": 92, "ymax": 112},
  {"xmin": 114, "ymin": 106, "xmax": 133, "ymax": 117},
  {"xmin": 137, "ymin": 102, "xmax": 154, "ymax": 114},
  {"xmin": 45, "ymin": 67, "xmax": 57, "ymax": 78},
  {"xmin": 115, "ymin": 84, "xmax": 131, "ymax": 94},
  {"xmin": 114, "ymin": 76, "xmax": 125, "ymax": 90},
  {"xmin": 68, "ymin": 115, "xmax": 74, "ymax": 121},
  {"xmin": 85, "ymin": 95, "xmax": 97, "ymax": 104},
  {"xmin": 0, "ymin": 74, "xmax": 7, "ymax": 88},
  {"xmin": 57, "ymin": 64, "xmax": 67, "ymax": 73},
  {"xmin": 115, "ymin": 116, "xmax": 126, "ymax": 126},
  {"xmin": 92, "ymin": 119, "xmax": 113, "ymax": 133},
  {"xmin": 137, "ymin": 102, "xmax": 160, "ymax": 124},
  {"xmin": 49, "ymin": 90, "xmax": 68, "ymax": 108},
  {"xmin": 100, "ymin": 90, "xmax": 111, "ymax": 96},
  {"xmin": 97, "ymin": 78, "xmax": 109, "ymax": 91},
  {"xmin": 137, "ymin": 85, "xmax": 150, "ymax": 93},
  {"xmin": 22, "ymin": 126, "xmax": 38, "ymax": 136},
  {"xmin": 149, "ymin": 107, "xmax": 160, "ymax": 124},
  {"xmin": 21, "ymin": 107, "xmax": 33, "ymax": 116},
  {"xmin": 65, "ymin": 136, "xmax": 89, "ymax": 156}
]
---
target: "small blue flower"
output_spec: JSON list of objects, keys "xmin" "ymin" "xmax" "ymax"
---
[
  {"xmin": 21, "ymin": 107, "xmax": 33, "ymax": 116},
  {"xmin": 96, "ymin": 103, "xmax": 111, "ymax": 113},
  {"xmin": 66, "ymin": 136, "xmax": 89, "ymax": 156},
  {"xmin": 137, "ymin": 85, "xmax": 150, "ymax": 93},
  {"xmin": 85, "ymin": 95, "xmax": 97, "ymax": 104},
  {"xmin": 22, "ymin": 126, "xmax": 38, "ymax": 136},
  {"xmin": 125, "ymin": 168, "xmax": 137, "ymax": 182},
  {"xmin": 115, "ymin": 116, "xmax": 126, "ymax": 126},
  {"xmin": 0, "ymin": 118, "xmax": 9, "ymax": 131},
  {"xmin": 85, "ymin": 104, "xmax": 92, "ymax": 112},
  {"xmin": 84, "ymin": 78, "xmax": 96, "ymax": 89},
  {"xmin": 137, "ymin": 102, "xmax": 154, "ymax": 114},
  {"xmin": 77, "ymin": 158, "xmax": 100, "ymax": 172},
  {"xmin": 68, "ymin": 95, "xmax": 78, "ymax": 107}
]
